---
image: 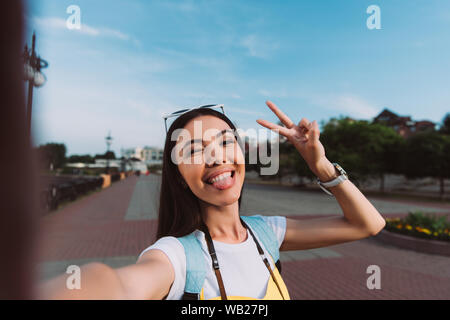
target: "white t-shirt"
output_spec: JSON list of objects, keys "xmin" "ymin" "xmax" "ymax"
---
[{"xmin": 138, "ymin": 215, "xmax": 286, "ymax": 300}]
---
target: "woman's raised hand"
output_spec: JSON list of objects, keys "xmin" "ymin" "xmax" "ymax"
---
[{"xmin": 256, "ymin": 100, "xmax": 333, "ymax": 180}]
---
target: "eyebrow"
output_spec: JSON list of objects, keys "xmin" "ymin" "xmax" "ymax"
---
[{"xmin": 182, "ymin": 129, "xmax": 235, "ymax": 150}]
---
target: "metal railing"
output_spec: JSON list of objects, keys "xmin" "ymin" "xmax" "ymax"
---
[{"xmin": 39, "ymin": 175, "xmax": 104, "ymax": 213}]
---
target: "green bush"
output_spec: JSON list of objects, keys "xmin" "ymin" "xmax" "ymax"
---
[
  {"xmin": 404, "ymin": 211, "xmax": 450, "ymax": 231},
  {"xmin": 385, "ymin": 211, "xmax": 450, "ymax": 242}
]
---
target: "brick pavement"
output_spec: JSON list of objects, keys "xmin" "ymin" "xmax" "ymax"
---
[
  {"xmin": 37, "ymin": 176, "xmax": 157, "ymax": 262},
  {"xmin": 282, "ymin": 256, "xmax": 450, "ymax": 300},
  {"xmin": 36, "ymin": 174, "xmax": 450, "ymax": 299}
]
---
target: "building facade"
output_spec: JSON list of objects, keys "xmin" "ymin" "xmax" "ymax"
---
[
  {"xmin": 121, "ymin": 146, "xmax": 163, "ymax": 165},
  {"xmin": 373, "ymin": 108, "xmax": 436, "ymax": 138}
]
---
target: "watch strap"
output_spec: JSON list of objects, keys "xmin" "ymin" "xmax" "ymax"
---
[
  {"xmin": 317, "ymin": 163, "xmax": 348, "ymax": 195},
  {"xmin": 320, "ymin": 174, "xmax": 347, "ymax": 188}
]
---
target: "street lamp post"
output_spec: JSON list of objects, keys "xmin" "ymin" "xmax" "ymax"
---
[
  {"xmin": 23, "ymin": 32, "xmax": 48, "ymax": 142},
  {"xmin": 105, "ymin": 131, "xmax": 113, "ymax": 174}
]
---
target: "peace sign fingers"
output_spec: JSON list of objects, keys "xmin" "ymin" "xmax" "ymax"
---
[
  {"xmin": 256, "ymin": 100, "xmax": 297, "ymax": 138},
  {"xmin": 265, "ymin": 100, "xmax": 295, "ymax": 129},
  {"xmin": 255, "ymin": 119, "xmax": 292, "ymax": 137},
  {"xmin": 256, "ymin": 100, "xmax": 327, "ymax": 176}
]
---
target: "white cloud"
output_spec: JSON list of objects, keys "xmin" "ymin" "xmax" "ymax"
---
[
  {"xmin": 154, "ymin": 47, "xmax": 230, "ymax": 70},
  {"xmin": 240, "ymin": 34, "xmax": 278, "ymax": 59},
  {"xmin": 257, "ymin": 89, "xmax": 288, "ymax": 98},
  {"xmin": 101, "ymin": 28, "xmax": 129, "ymax": 41},
  {"xmin": 333, "ymin": 95, "xmax": 379, "ymax": 118},
  {"xmin": 307, "ymin": 93, "xmax": 379, "ymax": 119},
  {"xmin": 227, "ymin": 106, "xmax": 265, "ymax": 117},
  {"xmin": 255, "ymin": 88, "xmax": 379, "ymax": 119},
  {"xmin": 33, "ymin": 17, "xmax": 65, "ymax": 31},
  {"xmin": 32, "ymin": 17, "xmax": 137, "ymax": 43},
  {"xmin": 258, "ymin": 89, "xmax": 271, "ymax": 97},
  {"xmin": 160, "ymin": 0, "xmax": 197, "ymax": 13},
  {"xmin": 34, "ymin": 85, "xmax": 172, "ymax": 154}
]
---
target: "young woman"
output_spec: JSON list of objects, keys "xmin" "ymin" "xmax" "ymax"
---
[{"xmin": 39, "ymin": 101, "xmax": 386, "ymax": 300}]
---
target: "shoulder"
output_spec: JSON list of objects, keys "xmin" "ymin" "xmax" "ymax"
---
[
  {"xmin": 138, "ymin": 236, "xmax": 185, "ymax": 261},
  {"xmin": 245, "ymin": 214, "xmax": 286, "ymax": 233},
  {"xmin": 244, "ymin": 215, "xmax": 287, "ymax": 249},
  {"xmin": 138, "ymin": 236, "xmax": 186, "ymax": 283},
  {"xmin": 259, "ymin": 215, "xmax": 286, "ymax": 230}
]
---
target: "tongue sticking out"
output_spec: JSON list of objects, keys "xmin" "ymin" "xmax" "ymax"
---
[{"xmin": 211, "ymin": 174, "xmax": 234, "ymax": 190}]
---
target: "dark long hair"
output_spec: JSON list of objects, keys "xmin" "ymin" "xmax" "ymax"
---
[{"xmin": 156, "ymin": 108, "xmax": 245, "ymax": 240}]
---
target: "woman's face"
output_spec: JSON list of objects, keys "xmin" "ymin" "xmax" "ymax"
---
[{"xmin": 176, "ymin": 115, "xmax": 245, "ymax": 207}]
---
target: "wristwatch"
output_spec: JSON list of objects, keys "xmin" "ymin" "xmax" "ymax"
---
[{"xmin": 317, "ymin": 163, "xmax": 348, "ymax": 196}]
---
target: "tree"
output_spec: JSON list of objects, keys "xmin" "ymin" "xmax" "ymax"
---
[
  {"xmin": 94, "ymin": 151, "xmax": 116, "ymax": 160},
  {"xmin": 36, "ymin": 143, "xmax": 67, "ymax": 171},
  {"xmin": 277, "ymin": 137, "xmax": 314, "ymax": 183},
  {"xmin": 440, "ymin": 113, "xmax": 450, "ymax": 135},
  {"xmin": 104, "ymin": 151, "xmax": 116, "ymax": 160},
  {"xmin": 276, "ymin": 138, "xmax": 296, "ymax": 181},
  {"xmin": 320, "ymin": 117, "xmax": 403, "ymax": 191},
  {"xmin": 265, "ymin": 121, "xmax": 314, "ymax": 183},
  {"xmin": 367, "ymin": 122, "xmax": 405, "ymax": 192},
  {"xmin": 67, "ymin": 154, "xmax": 94, "ymax": 164},
  {"xmin": 401, "ymin": 132, "xmax": 450, "ymax": 200}
]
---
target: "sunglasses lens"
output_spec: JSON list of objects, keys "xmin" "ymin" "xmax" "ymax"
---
[
  {"xmin": 164, "ymin": 104, "xmax": 225, "ymax": 132},
  {"xmin": 171, "ymin": 108, "xmax": 190, "ymax": 115}
]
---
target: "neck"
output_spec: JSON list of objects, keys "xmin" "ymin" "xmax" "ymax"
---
[{"xmin": 200, "ymin": 200, "xmax": 247, "ymax": 244}]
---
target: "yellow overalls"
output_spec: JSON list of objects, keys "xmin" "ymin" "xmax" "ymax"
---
[
  {"xmin": 178, "ymin": 215, "xmax": 290, "ymax": 300},
  {"xmin": 200, "ymin": 262, "xmax": 291, "ymax": 300}
]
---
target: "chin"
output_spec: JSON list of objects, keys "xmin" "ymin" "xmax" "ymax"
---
[
  {"xmin": 199, "ymin": 186, "xmax": 242, "ymax": 207},
  {"xmin": 211, "ymin": 198, "xmax": 240, "ymax": 208},
  {"xmin": 217, "ymin": 192, "xmax": 241, "ymax": 206}
]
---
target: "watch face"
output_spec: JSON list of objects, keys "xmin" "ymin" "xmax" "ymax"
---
[{"xmin": 333, "ymin": 163, "xmax": 347, "ymax": 177}]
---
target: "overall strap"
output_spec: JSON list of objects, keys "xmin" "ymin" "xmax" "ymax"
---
[
  {"xmin": 200, "ymin": 218, "xmax": 284, "ymax": 301},
  {"xmin": 240, "ymin": 215, "xmax": 280, "ymax": 263},
  {"xmin": 177, "ymin": 233, "xmax": 206, "ymax": 300},
  {"xmin": 241, "ymin": 218, "xmax": 286, "ymax": 300},
  {"xmin": 178, "ymin": 216, "xmax": 282, "ymax": 300},
  {"xmin": 201, "ymin": 224, "xmax": 228, "ymax": 300}
]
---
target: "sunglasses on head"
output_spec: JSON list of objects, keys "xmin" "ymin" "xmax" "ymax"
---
[{"xmin": 162, "ymin": 104, "xmax": 225, "ymax": 133}]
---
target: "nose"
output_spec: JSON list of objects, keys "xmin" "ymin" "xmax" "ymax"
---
[{"xmin": 204, "ymin": 141, "xmax": 226, "ymax": 167}]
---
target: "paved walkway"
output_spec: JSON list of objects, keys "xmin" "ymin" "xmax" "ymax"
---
[{"xmin": 36, "ymin": 174, "xmax": 450, "ymax": 299}]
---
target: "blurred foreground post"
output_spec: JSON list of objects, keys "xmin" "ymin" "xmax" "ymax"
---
[
  {"xmin": 23, "ymin": 32, "xmax": 48, "ymax": 142},
  {"xmin": 0, "ymin": 0, "xmax": 40, "ymax": 299}
]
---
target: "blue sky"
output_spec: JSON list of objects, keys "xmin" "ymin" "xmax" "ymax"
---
[{"xmin": 27, "ymin": 0, "xmax": 450, "ymax": 156}]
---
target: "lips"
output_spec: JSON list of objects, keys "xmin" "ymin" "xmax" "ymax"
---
[
  {"xmin": 206, "ymin": 170, "xmax": 236, "ymax": 190},
  {"xmin": 203, "ymin": 167, "xmax": 235, "ymax": 184}
]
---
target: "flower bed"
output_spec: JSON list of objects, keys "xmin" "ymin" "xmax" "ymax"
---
[
  {"xmin": 384, "ymin": 211, "xmax": 450, "ymax": 242},
  {"xmin": 375, "ymin": 229, "xmax": 450, "ymax": 257}
]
